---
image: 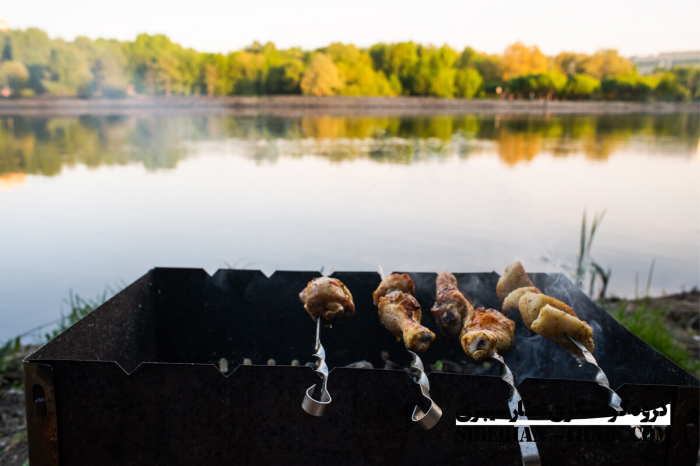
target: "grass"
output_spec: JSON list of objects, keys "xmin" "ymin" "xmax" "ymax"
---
[
  {"xmin": 0, "ymin": 337, "xmax": 21, "ymax": 389},
  {"xmin": 610, "ymin": 298, "xmax": 700, "ymax": 378},
  {"xmin": 565, "ymin": 210, "xmax": 699, "ymax": 378},
  {"xmin": 43, "ymin": 290, "xmax": 110, "ymax": 342},
  {"xmin": 0, "ymin": 289, "xmax": 111, "ymax": 391}
]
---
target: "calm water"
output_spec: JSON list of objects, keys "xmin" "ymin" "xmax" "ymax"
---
[{"xmin": 0, "ymin": 113, "xmax": 698, "ymax": 341}]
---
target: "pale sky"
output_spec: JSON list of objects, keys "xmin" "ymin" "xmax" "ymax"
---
[{"xmin": 2, "ymin": 0, "xmax": 699, "ymax": 57}]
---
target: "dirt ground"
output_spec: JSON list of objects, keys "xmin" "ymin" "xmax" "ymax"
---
[
  {"xmin": 0, "ymin": 389, "xmax": 26, "ymax": 466},
  {"xmin": 0, "ymin": 291, "xmax": 697, "ymax": 465}
]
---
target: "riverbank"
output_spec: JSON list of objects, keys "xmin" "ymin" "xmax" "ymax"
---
[{"xmin": 0, "ymin": 96, "xmax": 697, "ymax": 117}]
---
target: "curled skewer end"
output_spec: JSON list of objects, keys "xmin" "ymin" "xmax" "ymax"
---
[
  {"xmin": 406, "ymin": 347, "xmax": 442, "ymax": 430},
  {"xmin": 412, "ymin": 400, "xmax": 443, "ymax": 430},
  {"xmin": 302, "ymin": 384, "xmax": 332, "ymax": 416}
]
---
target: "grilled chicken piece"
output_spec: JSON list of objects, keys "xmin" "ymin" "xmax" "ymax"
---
[
  {"xmin": 377, "ymin": 291, "xmax": 435, "ymax": 353},
  {"xmin": 519, "ymin": 292, "xmax": 594, "ymax": 355},
  {"xmin": 531, "ymin": 305, "xmax": 595, "ymax": 355},
  {"xmin": 460, "ymin": 307, "xmax": 515, "ymax": 361},
  {"xmin": 431, "ymin": 271, "xmax": 474, "ymax": 338},
  {"xmin": 373, "ymin": 273, "xmax": 415, "ymax": 306},
  {"xmin": 496, "ymin": 261, "xmax": 540, "ymax": 303},
  {"xmin": 299, "ymin": 277, "xmax": 355, "ymax": 325}
]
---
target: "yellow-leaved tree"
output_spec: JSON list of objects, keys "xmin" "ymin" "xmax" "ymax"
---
[
  {"xmin": 300, "ymin": 53, "xmax": 343, "ymax": 96},
  {"xmin": 583, "ymin": 49, "xmax": 634, "ymax": 80},
  {"xmin": 500, "ymin": 42, "xmax": 548, "ymax": 80}
]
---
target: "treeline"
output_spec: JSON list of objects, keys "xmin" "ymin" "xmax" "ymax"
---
[{"xmin": 0, "ymin": 28, "xmax": 698, "ymax": 102}]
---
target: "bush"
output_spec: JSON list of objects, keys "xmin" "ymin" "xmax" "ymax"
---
[
  {"xmin": 507, "ymin": 71, "xmax": 567, "ymax": 99},
  {"xmin": 565, "ymin": 74, "xmax": 600, "ymax": 100},
  {"xmin": 600, "ymin": 75, "xmax": 657, "ymax": 101},
  {"xmin": 0, "ymin": 60, "xmax": 30, "ymax": 94}
]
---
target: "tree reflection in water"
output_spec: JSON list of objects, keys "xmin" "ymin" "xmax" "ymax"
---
[{"xmin": 0, "ymin": 113, "xmax": 697, "ymax": 177}]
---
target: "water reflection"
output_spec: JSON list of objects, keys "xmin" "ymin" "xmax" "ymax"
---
[{"xmin": 1, "ymin": 114, "xmax": 697, "ymax": 178}]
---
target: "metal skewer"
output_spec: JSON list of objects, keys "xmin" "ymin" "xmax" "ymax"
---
[
  {"xmin": 492, "ymin": 352, "xmax": 541, "ymax": 466},
  {"xmin": 301, "ymin": 265, "xmax": 335, "ymax": 416},
  {"xmin": 406, "ymin": 346, "xmax": 442, "ymax": 430},
  {"xmin": 302, "ymin": 317, "xmax": 332, "ymax": 416},
  {"xmin": 566, "ymin": 334, "xmax": 623, "ymax": 412},
  {"xmin": 378, "ymin": 266, "xmax": 442, "ymax": 430}
]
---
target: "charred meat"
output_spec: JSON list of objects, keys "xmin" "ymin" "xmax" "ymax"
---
[
  {"xmin": 299, "ymin": 277, "xmax": 355, "ymax": 325},
  {"xmin": 460, "ymin": 307, "xmax": 515, "ymax": 361},
  {"xmin": 431, "ymin": 271, "xmax": 474, "ymax": 338}
]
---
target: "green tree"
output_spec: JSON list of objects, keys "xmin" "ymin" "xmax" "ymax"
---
[
  {"xmin": 669, "ymin": 67, "xmax": 699, "ymax": 100},
  {"xmin": 324, "ymin": 43, "xmax": 396, "ymax": 96},
  {"xmin": 43, "ymin": 40, "xmax": 93, "ymax": 96},
  {"xmin": 653, "ymin": 72, "xmax": 691, "ymax": 102},
  {"xmin": 127, "ymin": 34, "xmax": 187, "ymax": 96},
  {"xmin": 456, "ymin": 47, "xmax": 478, "ymax": 69},
  {"xmin": 0, "ymin": 28, "xmax": 52, "ymax": 66},
  {"xmin": 74, "ymin": 37, "xmax": 130, "ymax": 97},
  {"xmin": 300, "ymin": 53, "xmax": 342, "ymax": 96},
  {"xmin": 369, "ymin": 42, "xmax": 419, "ymax": 95},
  {"xmin": 454, "ymin": 68, "xmax": 482, "ymax": 98},
  {"xmin": 409, "ymin": 44, "xmax": 457, "ymax": 97}
]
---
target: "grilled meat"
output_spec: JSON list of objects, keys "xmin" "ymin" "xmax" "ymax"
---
[
  {"xmin": 431, "ymin": 271, "xmax": 474, "ymax": 338},
  {"xmin": 496, "ymin": 261, "xmax": 540, "ymax": 303},
  {"xmin": 376, "ymin": 290, "xmax": 435, "ymax": 353},
  {"xmin": 460, "ymin": 307, "xmax": 515, "ymax": 361},
  {"xmin": 299, "ymin": 277, "xmax": 355, "ymax": 325},
  {"xmin": 373, "ymin": 273, "xmax": 415, "ymax": 306}
]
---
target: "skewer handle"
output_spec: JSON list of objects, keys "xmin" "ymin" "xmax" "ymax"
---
[
  {"xmin": 565, "ymin": 334, "xmax": 623, "ymax": 412},
  {"xmin": 302, "ymin": 318, "xmax": 332, "ymax": 416},
  {"xmin": 406, "ymin": 348, "xmax": 442, "ymax": 430},
  {"xmin": 492, "ymin": 352, "xmax": 541, "ymax": 466}
]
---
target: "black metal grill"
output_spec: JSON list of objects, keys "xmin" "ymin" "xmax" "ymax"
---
[{"xmin": 24, "ymin": 268, "xmax": 700, "ymax": 465}]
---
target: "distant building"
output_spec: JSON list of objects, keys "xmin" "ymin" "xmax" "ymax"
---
[{"xmin": 631, "ymin": 51, "xmax": 700, "ymax": 75}]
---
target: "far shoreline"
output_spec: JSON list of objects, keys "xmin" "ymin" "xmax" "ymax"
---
[{"xmin": 0, "ymin": 96, "xmax": 697, "ymax": 117}]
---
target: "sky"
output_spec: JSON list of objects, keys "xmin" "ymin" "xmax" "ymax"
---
[{"xmin": 2, "ymin": 0, "xmax": 699, "ymax": 57}]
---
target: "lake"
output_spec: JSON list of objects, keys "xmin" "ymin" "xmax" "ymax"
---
[{"xmin": 0, "ymin": 112, "xmax": 698, "ymax": 341}]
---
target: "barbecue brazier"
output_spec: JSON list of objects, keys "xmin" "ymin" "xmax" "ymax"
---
[{"xmin": 24, "ymin": 268, "xmax": 700, "ymax": 465}]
